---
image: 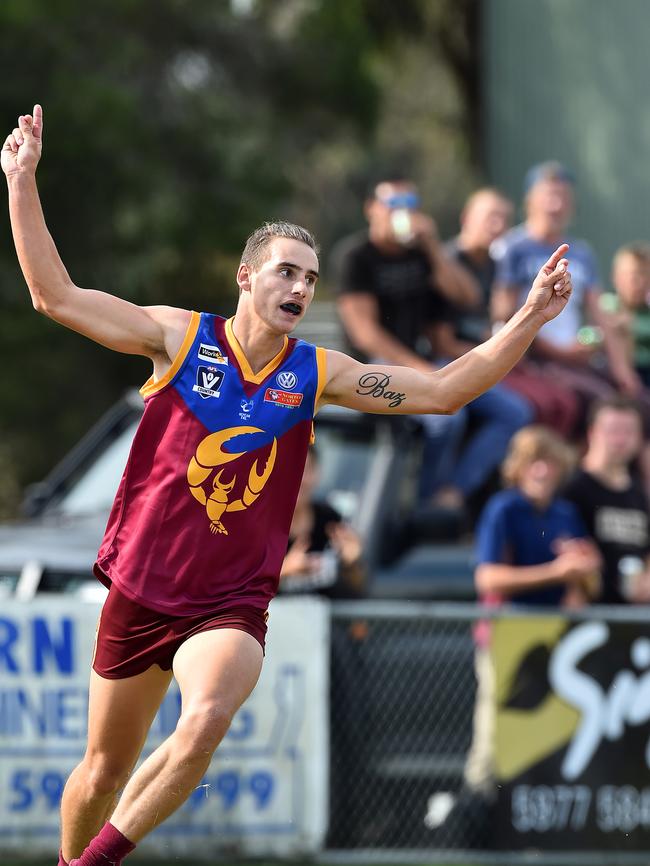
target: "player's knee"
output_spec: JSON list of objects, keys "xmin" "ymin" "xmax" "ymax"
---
[
  {"xmin": 176, "ymin": 702, "xmax": 233, "ymax": 757},
  {"xmin": 82, "ymin": 753, "xmax": 133, "ymax": 798}
]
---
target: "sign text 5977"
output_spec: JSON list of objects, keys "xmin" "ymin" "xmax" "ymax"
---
[{"xmin": 512, "ymin": 784, "xmax": 650, "ymax": 834}]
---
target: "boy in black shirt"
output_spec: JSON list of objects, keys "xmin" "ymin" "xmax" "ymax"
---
[{"xmin": 563, "ymin": 397, "xmax": 650, "ymax": 603}]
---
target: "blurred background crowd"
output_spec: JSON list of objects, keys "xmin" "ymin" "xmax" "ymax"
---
[
  {"xmin": 1, "ymin": 0, "xmax": 650, "ymax": 613},
  {"xmin": 4, "ymin": 0, "xmax": 650, "ymax": 858}
]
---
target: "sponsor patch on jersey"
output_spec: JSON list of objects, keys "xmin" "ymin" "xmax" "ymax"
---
[
  {"xmin": 192, "ymin": 366, "xmax": 225, "ymax": 399},
  {"xmin": 239, "ymin": 399, "xmax": 254, "ymax": 420},
  {"xmin": 264, "ymin": 387, "xmax": 304, "ymax": 408},
  {"xmin": 197, "ymin": 343, "xmax": 229, "ymax": 365},
  {"xmin": 276, "ymin": 370, "xmax": 298, "ymax": 390}
]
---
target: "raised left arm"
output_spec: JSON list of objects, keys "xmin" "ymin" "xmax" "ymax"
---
[{"xmin": 321, "ymin": 245, "xmax": 572, "ymax": 415}]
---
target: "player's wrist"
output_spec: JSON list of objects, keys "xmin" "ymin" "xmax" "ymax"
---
[
  {"xmin": 516, "ymin": 301, "xmax": 547, "ymax": 330},
  {"xmin": 6, "ymin": 169, "xmax": 38, "ymax": 191}
]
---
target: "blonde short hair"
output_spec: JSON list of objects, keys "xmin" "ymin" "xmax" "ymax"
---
[
  {"xmin": 502, "ymin": 426, "xmax": 576, "ymax": 488},
  {"xmin": 613, "ymin": 241, "xmax": 650, "ymax": 269}
]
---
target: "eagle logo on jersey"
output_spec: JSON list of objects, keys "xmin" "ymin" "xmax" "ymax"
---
[{"xmin": 187, "ymin": 426, "xmax": 277, "ymax": 535}]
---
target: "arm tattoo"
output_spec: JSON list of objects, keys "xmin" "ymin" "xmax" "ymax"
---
[{"xmin": 356, "ymin": 371, "xmax": 406, "ymax": 409}]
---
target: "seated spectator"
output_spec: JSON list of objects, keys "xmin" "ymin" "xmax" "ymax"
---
[
  {"xmin": 330, "ymin": 175, "xmax": 532, "ymax": 516},
  {"xmin": 474, "ymin": 426, "xmax": 601, "ymax": 613},
  {"xmin": 441, "ymin": 186, "xmax": 579, "ymax": 438},
  {"xmin": 444, "ymin": 187, "xmax": 514, "ymax": 344},
  {"xmin": 607, "ymin": 242, "xmax": 650, "ymax": 388},
  {"xmin": 563, "ymin": 397, "xmax": 650, "ymax": 603},
  {"xmin": 431, "ymin": 426, "xmax": 601, "ymax": 839},
  {"xmin": 491, "ymin": 161, "xmax": 641, "ymax": 433},
  {"xmin": 279, "ymin": 448, "xmax": 366, "ymax": 598},
  {"xmin": 465, "ymin": 427, "xmax": 601, "ymax": 799}
]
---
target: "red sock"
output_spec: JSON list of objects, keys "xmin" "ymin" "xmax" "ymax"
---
[
  {"xmin": 70, "ymin": 822, "xmax": 135, "ymax": 866},
  {"xmin": 58, "ymin": 850, "xmax": 69, "ymax": 866}
]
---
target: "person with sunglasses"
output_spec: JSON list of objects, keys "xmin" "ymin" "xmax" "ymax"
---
[{"xmin": 331, "ymin": 176, "xmax": 533, "ymax": 517}]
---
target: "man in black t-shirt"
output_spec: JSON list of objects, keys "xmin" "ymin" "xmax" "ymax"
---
[
  {"xmin": 563, "ymin": 397, "xmax": 650, "ymax": 603},
  {"xmin": 331, "ymin": 177, "xmax": 478, "ymax": 367},
  {"xmin": 330, "ymin": 177, "xmax": 532, "ymax": 508}
]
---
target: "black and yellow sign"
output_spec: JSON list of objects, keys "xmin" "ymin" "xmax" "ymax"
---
[{"xmin": 493, "ymin": 617, "xmax": 650, "ymax": 850}]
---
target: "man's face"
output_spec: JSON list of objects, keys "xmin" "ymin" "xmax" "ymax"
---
[
  {"xmin": 589, "ymin": 408, "xmax": 643, "ymax": 466},
  {"xmin": 612, "ymin": 253, "xmax": 650, "ymax": 309},
  {"xmin": 365, "ymin": 181, "xmax": 420, "ymax": 245},
  {"xmin": 238, "ymin": 237, "xmax": 319, "ymax": 334},
  {"xmin": 463, "ymin": 192, "xmax": 513, "ymax": 248},
  {"xmin": 526, "ymin": 178, "xmax": 574, "ymax": 228}
]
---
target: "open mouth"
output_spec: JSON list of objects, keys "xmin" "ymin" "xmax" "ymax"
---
[{"xmin": 280, "ymin": 302, "xmax": 302, "ymax": 317}]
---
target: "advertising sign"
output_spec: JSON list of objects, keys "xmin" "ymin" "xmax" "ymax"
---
[
  {"xmin": 493, "ymin": 616, "xmax": 650, "ymax": 850},
  {"xmin": 0, "ymin": 595, "xmax": 329, "ymax": 858}
]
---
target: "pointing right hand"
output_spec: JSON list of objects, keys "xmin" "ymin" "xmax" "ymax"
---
[{"xmin": 2, "ymin": 105, "xmax": 43, "ymax": 178}]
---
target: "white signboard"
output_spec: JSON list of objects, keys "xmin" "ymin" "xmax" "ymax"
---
[{"xmin": 0, "ymin": 595, "xmax": 329, "ymax": 858}]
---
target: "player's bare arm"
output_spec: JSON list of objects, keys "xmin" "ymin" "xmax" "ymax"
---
[
  {"xmin": 322, "ymin": 244, "xmax": 572, "ymax": 414},
  {"xmin": 2, "ymin": 105, "xmax": 190, "ymax": 373}
]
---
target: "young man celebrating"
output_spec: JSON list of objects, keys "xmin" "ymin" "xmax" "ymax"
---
[{"xmin": 3, "ymin": 106, "xmax": 573, "ymax": 866}]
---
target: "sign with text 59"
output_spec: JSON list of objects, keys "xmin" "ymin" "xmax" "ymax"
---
[{"xmin": 0, "ymin": 596, "xmax": 329, "ymax": 859}]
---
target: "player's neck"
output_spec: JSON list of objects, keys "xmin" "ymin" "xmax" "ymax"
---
[{"xmin": 230, "ymin": 310, "xmax": 287, "ymax": 374}]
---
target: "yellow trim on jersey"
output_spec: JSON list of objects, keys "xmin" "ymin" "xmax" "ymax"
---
[
  {"xmin": 225, "ymin": 316, "xmax": 288, "ymax": 384},
  {"xmin": 314, "ymin": 346, "xmax": 328, "ymax": 412},
  {"xmin": 140, "ymin": 310, "xmax": 201, "ymax": 398},
  {"xmin": 310, "ymin": 347, "xmax": 328, "ymax": 444}
]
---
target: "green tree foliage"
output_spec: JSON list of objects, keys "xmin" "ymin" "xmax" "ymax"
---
[{"xmin": 0, "ymin": 0, "xmax": 476, "ymax": 512}]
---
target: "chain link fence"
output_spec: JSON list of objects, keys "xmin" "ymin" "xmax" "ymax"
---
[
  {"xmin": 325, "ymin": 602, "xmax": 650, "ymax": 866},
  {"xmin": 328, "ymin": 603, "xmax": 481, "ymax": 854}
]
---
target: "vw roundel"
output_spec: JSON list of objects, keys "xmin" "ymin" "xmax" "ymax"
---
[{"xmin": 276, "ymin": 370, "xmax": 297, "ymax": 390}]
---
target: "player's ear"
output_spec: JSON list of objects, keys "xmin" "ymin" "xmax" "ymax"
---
[{"xmin": 237, "ymin": 263, "xmax": 253, "ymax": 294}]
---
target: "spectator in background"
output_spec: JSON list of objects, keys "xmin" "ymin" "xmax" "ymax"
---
[
  {"xmin": 279, "ymin": 448, "xmax": 366, "ymax": 598},
  {"xmin": 441, "ymin": 187, "xmax": 579, "ymax": 437},
  {"xmin": 474, "ymin": 426, "xmax": 600, "ymax": 613},
  {"xmin": 563, "ymin": 398, "xmax": 650, "ymax": 604},
  {"xmin": 427, "ymin": 426, "xmax": 601, "ymax": 839},
  {"xmin": 331, "ymin": 176, "xmax": 532, "ymax": 514},
  {"xmin": 491, "ymin": 161, "xmax": 641, "ymax": 429},
  {"xmin": 608, "ymin": 242, "xmax": 650, "ymax": 388},
  {"xmin": 444, "ymin": 187, "xmax": 514, "ymax": 344},
  {"xmin": 465, "ymin": 427, "xmax": 601, "ymax": 803}
]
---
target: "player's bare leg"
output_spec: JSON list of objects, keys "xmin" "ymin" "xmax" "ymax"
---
[
  {"xmin": 107, "ymin": 628, "xmax": 263, "ymax": 842},
  {"xmin": 61, "ymin": 665, "xmax": 172, "ymax": 863}
]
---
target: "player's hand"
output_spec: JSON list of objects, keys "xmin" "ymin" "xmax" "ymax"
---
[
  {"xmin": 2, "ymin": 105, "xmax": 43, "ymax": 178},
  {"xmin": 523, "ymin": 244, "xmax": 573, "ymax": 323}
]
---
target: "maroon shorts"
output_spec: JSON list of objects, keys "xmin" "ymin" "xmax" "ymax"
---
[{"xmin": 92, "ymin": 584, "xmax": 268, "ymax": 680}]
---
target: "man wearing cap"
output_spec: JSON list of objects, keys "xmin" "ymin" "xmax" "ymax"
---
[
  {"xmin": 331, "ymin": 176, "xmax": 533, "ymax": 511},
  {"xmin": 492, "ymin": 162, "xmax": 642, "ymax": 429}
]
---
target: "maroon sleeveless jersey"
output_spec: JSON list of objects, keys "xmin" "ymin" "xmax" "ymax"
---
[{"xmin": 94, "ymin": 313, "xmax": 327, "ymax": 615}]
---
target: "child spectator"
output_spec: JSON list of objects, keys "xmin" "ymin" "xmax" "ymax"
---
[
  {"xmin": 474, "ymin": 426, "xmax": 601, "ymax": 613},
  {"xmin": 608, "ymin": 242, "xmax": 650, "ymax": 388},
  {"xmin": 563, "ymin": 397, "xmax": 650, "ymax": 603}
]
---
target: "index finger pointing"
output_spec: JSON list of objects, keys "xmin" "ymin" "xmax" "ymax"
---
[
  {"xmin": 542, "ymin": 243, "xmax": 570, "ymax": 274},
  {"xmin": 32, "ymin": 104, "xmax": 43, "ymax": 141}
]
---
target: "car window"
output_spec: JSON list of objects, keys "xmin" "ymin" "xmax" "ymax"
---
[
  {"xmin": 313, "ymin": 422, "xmax": 377, "ymax": 522},
  {"xmin": 55, "ymin": 419, "xmax": 139, "ymax": 517}
]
